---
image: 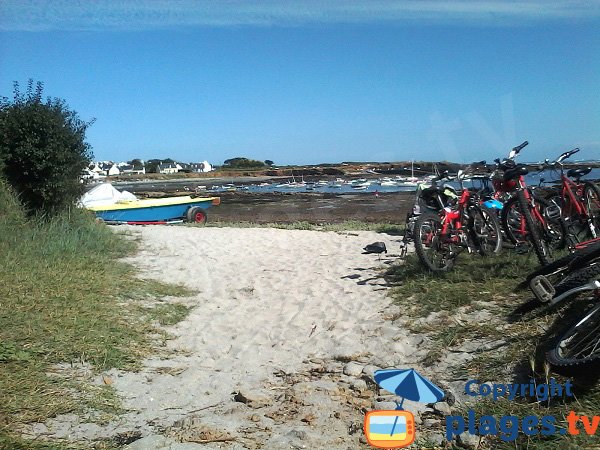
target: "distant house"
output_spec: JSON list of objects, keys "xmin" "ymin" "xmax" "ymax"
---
[
  {"xmin": 156, "ymin": 162, "xmax": 182, "ymax": 174},
  {"xmin": 178, "ymin": 163, "xmax": 191, "ymax": 172},
  {"xmin": 89, "ymin": 162, "xmax": 104, "ymax": 175},
  {"xmin": 107, "ymin": 164, "xmax": 120, "ymax": 176},
  {"xmin": 189, "ymin": 161, "xmax": 213, "ymax": 173},
  {"xmin": 98, "ymin": 162, "xmax": 120, "ymax": 176},
  {"xmin": 117, "ymin": 162, "xmax": 146, "ymax": 175},
  {"xmin": 178, "ymin": 162, "xmax": 214, "ymax": 173},
  {"xmin": 118, "ymin": 164, "xmax": 135, "ymax": 174}
]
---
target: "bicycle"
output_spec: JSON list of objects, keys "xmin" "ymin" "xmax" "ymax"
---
[
  {"xmin": 492, "ymin": 141, "xmax": 565, "ymax": 266},
  {"xmin": 526, "ymin": 237, "xmax": 600, "ymax": 301},
  {"xmin": 540, "ymin": 148, "xmax": 600, "ymax": 245},
  {"xmin": 413, "ymin": 171, "xmax": 502, "ymax": 272},
  {"xmin": 526, "ymin": 239, "xmax": 600, "ymax": 371},
  {"xmin": 401, "ymin": 172, "xmax": 459, "ymax": 257}
]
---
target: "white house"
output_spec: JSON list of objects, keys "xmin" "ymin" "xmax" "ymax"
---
[
  {"xmin": 107, "ymin": 164, "xmax": 120, "ymax": 176},
  {"xmin": 157, "ymin": 162, "xmax": 182, "ymax": 174},
  {"xmin": 180, "ymin": 161, "xmax": 214, "ymax": 173},
  {"xmin": 90, "ymin": 162, "xmax": 104, "ymax": 174}
]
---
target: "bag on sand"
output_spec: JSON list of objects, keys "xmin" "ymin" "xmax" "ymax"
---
[{"xmin": 363, "ymin": 242, "xmax": 387, "ymax": 254}]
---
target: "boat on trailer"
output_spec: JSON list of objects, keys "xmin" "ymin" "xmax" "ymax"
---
[{"xmin": 80, "ymin": 183, "xmax": 220, "ymax": 225}]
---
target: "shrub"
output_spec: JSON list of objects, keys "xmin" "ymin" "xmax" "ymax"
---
[
  {"xmin": 0, "ymin": 80, "xmax": 94, "ymax": 216},
  {"xmin": 223, "ymin": 157, "xmax": 266, "ymax": 169}
]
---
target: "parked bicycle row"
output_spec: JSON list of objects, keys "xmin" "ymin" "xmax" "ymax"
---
[
  {"xmin": 401, "ymin": 141, "xmax": 600, "ymax": 272},
  {"xmin": 399, "ymin": 142, "xmax": 600, "ymax": 374}
]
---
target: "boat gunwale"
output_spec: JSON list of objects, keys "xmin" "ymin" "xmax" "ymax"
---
[{"xmin": 86, "ymin": 196, "xmax": 220, "ymax": 212}]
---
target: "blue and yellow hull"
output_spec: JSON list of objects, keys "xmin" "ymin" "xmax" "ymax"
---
[{"xmin": 87, "ymin": 196, "xmax": 220, "ymax": 224}]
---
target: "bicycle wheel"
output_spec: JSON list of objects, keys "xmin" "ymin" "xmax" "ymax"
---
[
  {"xmin": 584, "ymin": 182, "xmax": 600, "ymax": 239},
  {"xmin": 554, "ymin": 262, "xmax": 600, "ymax": 297},
  {"xmin": 517, "ymin": 190, "xmax": 552, "ymax": 266},
  {"xmin": 524, "ymin": 240, "xmax": 600, "ymax": 284},
  {"xmin": 468, "ymin": 205, "xmax": 503, "ymax": 256},
  {"xmin": 546, "ymin": 303, "xmax": 600, "ymax": 371},
  {"xmin": 502, "ymin": 196, "xmax": 566, "ymax": 249},
  {"xmin": 413, "ymin": 213, "xmax": 456, "ymax": 272}
]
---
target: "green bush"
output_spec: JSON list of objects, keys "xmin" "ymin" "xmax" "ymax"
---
[
  {"xmin": 223, "ymin": 157, "xmax": 266, "ymax": 169},
  {"xmin": 0, "ymin": 80, "xmax": 93, "ymax": 216}
]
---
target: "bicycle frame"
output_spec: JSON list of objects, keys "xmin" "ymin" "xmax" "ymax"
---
[
  {"xmin": 544, "ymin": 147, "xmax": 597, "ymax": 240},
  {"xmin": 575, "ymin": 237, "xmax": 600, "ymax": 250},
  {"xmin": 433, "ymin": 179, "xmax": 479, "ymax": 249},
  {"xmin": 559, "ymin": 173, "xmax": 587, "ymax": 218},
  {"xmin": 497, "ymin": 173, "xmax": 548, "ymax": 241}
]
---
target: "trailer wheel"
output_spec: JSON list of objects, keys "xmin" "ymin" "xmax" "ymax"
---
[{"xmin": 186, "ymin": 207, "xmax": 207, "ymax": 225}]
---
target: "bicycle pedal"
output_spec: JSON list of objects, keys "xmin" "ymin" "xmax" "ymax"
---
[
  {"xmin": 514, "ymin": 242, "xmax": 530, "ymax": 255},
  {"xmin": 529, "ymin": 275, "xmax": 556, "ymax": 303}
]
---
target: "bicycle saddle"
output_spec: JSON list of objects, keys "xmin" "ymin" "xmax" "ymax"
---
[
  {"xmin": 503, "ymin": 165, "xmax": 529, "ymax": 181},
  {"xmin": 567, "ymin": 167, "xmax": 592, "ymax": 179}
]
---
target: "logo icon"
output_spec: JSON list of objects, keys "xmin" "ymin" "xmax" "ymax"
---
[
  {"xmin": 365, "ymin": 368, "xmax": 445, "ymax": 448},
  {"xmin": 364, "ymin": 410, "xmax": 416, "ymax": 448}
]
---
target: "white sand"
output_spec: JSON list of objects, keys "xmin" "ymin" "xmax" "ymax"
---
[{"xmin": 37, "ymin": 226, "xmax": 429, "ymax": 449}]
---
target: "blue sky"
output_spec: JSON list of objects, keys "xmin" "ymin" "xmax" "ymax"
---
[{"xmin": 1, "ymin": 1, "xmax": 598, "ymax": 165}]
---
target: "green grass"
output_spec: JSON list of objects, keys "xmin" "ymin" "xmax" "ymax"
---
[
  {"xmin": 146, "ymin": 303, "xmax": 191, "ymax": 326},
  {"xmin": 0, "ymin": 180, "xmax": 193, "ymax": 447},
  {"xmin": 387, "ymin": 250, "xmax": 600, "ymax": 449},
  {"xmin": 387, "ymin": 251, "xmax": 539, "ymax": 317},
  {"xmin": 196, "ymin": 219, "xmax": 404, "ymax": 234}
]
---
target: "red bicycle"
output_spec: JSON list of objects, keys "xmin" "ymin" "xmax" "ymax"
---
[
  {"xmin": 542, "ymin": 148, "xmax": 600, "ymax": 245},
  {"xmin": 494, "ymin": 141, "xmax": 566, "ymax": 266},
  {"xmin": 414, "ymin": 171, "xmax": 502, "ymax": 272}
]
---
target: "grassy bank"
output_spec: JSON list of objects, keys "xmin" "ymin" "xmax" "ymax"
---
[
  {"xmin": 0, "ymin": 180, "xmax": 191, "ymax": 449},
  {"xmin": 387, "ymin": 252, "xmax": 600, "ymax": 449},
  {"xmin": 197, "ymin": 219, "xmax": 405, "ymax": 234}
]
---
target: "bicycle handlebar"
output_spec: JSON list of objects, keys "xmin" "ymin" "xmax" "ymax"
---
[
  {"xmin": 557, "ymin": 147, "xmax": 580, "ymax": 163},
  {"xmin": 512, "ymin": 141, "xmax": 529, "ymax": 153}
]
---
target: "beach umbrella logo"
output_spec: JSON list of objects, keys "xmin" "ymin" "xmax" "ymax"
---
[
  {"xmin": 364, "ymin": 368, "xmax": 444, "ymax": 448},
  {"xmin": 374, "ymin": 368, "xmax": 445, "ymax": 409}
]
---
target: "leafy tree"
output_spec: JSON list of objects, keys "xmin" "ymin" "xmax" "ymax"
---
[
  {"xmin": 223, "ymin": 157, "xmax": 266, "ymax": 169},
  {"xmin": 0, "ymin": 80, "xmax": 94, "ymax": 215},
  {"xmin": 145, "ymin": 159, "xmax": 161, "ymax": 173},
  {"xmin": 145, "ymin": 158, "xmax": 176, "ymax": 173},
  {"xmin": 264, "ymin": 159, "xmax": 274, "ymax": 167},
  {"xmin": 128, "ymin": 158, "xmax": 144, "ymax": 169}
]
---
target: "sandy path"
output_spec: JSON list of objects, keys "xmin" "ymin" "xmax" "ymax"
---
[{"xmin": 35, "ymin": 226, "xmax": 430, "ymax": 449}]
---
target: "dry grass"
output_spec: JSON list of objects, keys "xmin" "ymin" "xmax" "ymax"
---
[{"xmin": 0, "ymin": 180, "xmax": 193, "ymax": 448}]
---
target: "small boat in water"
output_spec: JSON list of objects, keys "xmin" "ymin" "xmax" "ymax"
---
[{"xmin": 80, "ymin": 183, "xmax": 220, "ymax": 225}]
